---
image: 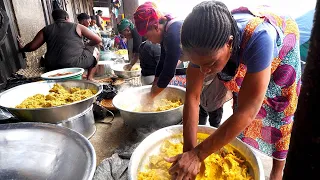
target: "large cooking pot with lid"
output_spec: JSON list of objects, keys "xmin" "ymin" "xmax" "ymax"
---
[{"xmin": 0, "ymin": 80, "xmax": 102, "ymax": 123}]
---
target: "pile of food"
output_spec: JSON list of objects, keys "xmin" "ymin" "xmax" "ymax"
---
[
  {"xmin": 95, "ymin": 77, "xmax": 125, "ymax": 86},
  {"xmin": 138, "ymin": 133, "xmax": 253, "ymax": 180},
  {"xmin": 96, "ymin": 77, "xmax": 113, "ymax": 84},
  {"xmin": 134, "ymin": 99, "xmax": 182, "ymax": 112},
  {"xmin": 122, "ymin": 64, "xmax": 141, "ymax": 71},
  {"xmin": 16, "ymin": 84, "xmax": 95, "ymax": 109},
  {"xmin": 130, "ymin": 64, "xmax": 141, "ymax": 71}
]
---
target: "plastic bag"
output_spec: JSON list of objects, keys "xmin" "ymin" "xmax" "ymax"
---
[{"xmin": 97, "ymin": 84, "xmax": 118, "ymax": 101}]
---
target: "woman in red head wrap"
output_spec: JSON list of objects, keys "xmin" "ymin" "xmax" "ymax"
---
[
  {"xmin": 134, "ymin": 2, "xmax": 187, "ymax": 97},
  {"xmin": 134, "ymin": 2, "xmax": 231, "ymax": 133}
]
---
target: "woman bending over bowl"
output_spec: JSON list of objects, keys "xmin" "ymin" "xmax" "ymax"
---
[{"xmin": 166, "ymin": 1, "xmax": 301, "ymax": 180}]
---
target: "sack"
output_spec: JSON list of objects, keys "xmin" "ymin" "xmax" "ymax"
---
[{"xmin": 97, "ymin": 84, "xmax": 118, "ymax": 101}]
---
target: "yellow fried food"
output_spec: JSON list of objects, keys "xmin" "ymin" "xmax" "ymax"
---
[
  {"xmin": 134, "ymin": 99, "xmax": 182, "ymax": 112},
  {"xmin": 16, "ymin": 84, "xmax": 95, "ymax": 109},
  {"xmin": 138, "ymin": 133, "xmax": 253, "ymax": 180}
]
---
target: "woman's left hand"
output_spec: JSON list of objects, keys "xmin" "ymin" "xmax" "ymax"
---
[{"xmin": 165, "ymin": 149, "xmax": 202, "ymax": 180}]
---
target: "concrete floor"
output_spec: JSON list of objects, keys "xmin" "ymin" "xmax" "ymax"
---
[
  {"xmin": 89, "ymin": 114, "xmax": 132, "ymax": 165},
  {"xmin": 90, "ymin": 101, "xmax": 273, "ymax": 179}
]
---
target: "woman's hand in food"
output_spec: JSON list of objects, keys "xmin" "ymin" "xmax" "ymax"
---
[
  {"xmin": 140, "ymin": 92, "xmax": 154, "ymax": 106},
  {"xmin": 123, "ymin": 64, "xmax": 133, "ymax": 71},
  {"xmin": 165, "ymin": 148, "xmax": 202, "ymax": 180}
]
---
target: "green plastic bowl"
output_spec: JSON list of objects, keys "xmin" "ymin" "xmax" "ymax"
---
[{"xmin": 41, "ymin": 68, "xmax": 85, "ymax": 81}]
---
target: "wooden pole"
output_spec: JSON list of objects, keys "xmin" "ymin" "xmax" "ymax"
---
[{"xmin": 283, "ymin": 0, "xmax": 320, "ymax": 179}]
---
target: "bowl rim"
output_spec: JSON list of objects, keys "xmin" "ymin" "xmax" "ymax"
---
[
  {"xmin": 112, "ymin": 85, "xmax": 186, "ymax": 114},
  {"xmin": 0, "ymin": 122, "xmax": 96, "ymax": 180},
  {"xmin": 41, "ymin": 68, "xmax": 85, "ymax": 80},
  {"xmin": 111, "ymin": 63, "xmax": 141, "ymax": 72},
  {"xmin": 0, "ymin": 80, "xmax": 102, "ymax": 111},
  {"xmin": 128, "ymin": 125, "xmax": 265, "ymax": 180}
]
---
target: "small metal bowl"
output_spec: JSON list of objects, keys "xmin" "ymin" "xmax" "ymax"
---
[{"xmin": 111, "ymin": 63, "xmax": 141, "ymax": 79}]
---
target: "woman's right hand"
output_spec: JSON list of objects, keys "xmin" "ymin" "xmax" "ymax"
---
[
  {"xmin": 183, "ymin": 65, "xmax": 205, "ymax": 152},
  {"xmin": 140, "ymin": 92, "xmax": 154, "ymax": 106}
]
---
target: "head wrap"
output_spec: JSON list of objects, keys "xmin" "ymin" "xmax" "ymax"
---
[
  {"xmin": 117, "ymin": 18, "xmax": 135, "ymax": 32},
  {"xmin": 133, "ymin": 2, "xmax": 162, "ymax": 36}
]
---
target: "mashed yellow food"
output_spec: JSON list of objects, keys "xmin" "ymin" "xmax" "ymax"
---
[
  {"xmin": 138, "ymin": 133, "xmax": 253, "ymax": 180},
  {"xmin": 115, "ymin": 49, "xmax": 128, "ymax": 55},
  {"xmin": 134, "ymin": 99, "xmax": 182, "ymax": 112},
  {"xmin": 131, "ymin": 65, "xmax": 141, "ymax": 71},
  {"xmin": 16, "ymin": 84, "xmax": 95, "ymax": 109},
  {"xmin": 123, "ymin": 64, "xmax": 141, "ymax": 71}
]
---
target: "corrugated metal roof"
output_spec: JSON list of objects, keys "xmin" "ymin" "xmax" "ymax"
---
[{"xmin": 93, "ymin": 0, "xmax": 110, "ymax": 7}]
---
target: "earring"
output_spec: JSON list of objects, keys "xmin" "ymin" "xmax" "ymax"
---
[{"xmin": 229, "ymin": 35, "xmax": 234, "ymax": 53}]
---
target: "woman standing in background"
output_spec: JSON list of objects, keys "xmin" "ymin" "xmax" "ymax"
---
[{"xmin": 117, "ymin": 18, "xmax": 142, "ymax": 71}]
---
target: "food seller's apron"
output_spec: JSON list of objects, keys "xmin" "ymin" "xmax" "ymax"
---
[{"xmin": 200, "ymin": 74, "xmax": 232, "ymax": 112}]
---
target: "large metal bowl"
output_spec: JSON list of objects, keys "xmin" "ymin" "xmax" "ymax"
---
[
  {"xmin": 113, "ymin": 85, "xmax": 185, "ymax": 128},
  {"xmin": 0, "ymin": 80, "xmax": 102, "ymax": 123},
  {"xmin": 0, "ymin": 122, "xmax": 96, "ymax": 180},
  {"xmin": 129, "ymin": 125, "xmax": 265, "ymax": 180},
  {"xmin": 111, "ymin": 63, "xmax": 141, "ymax": 79}
]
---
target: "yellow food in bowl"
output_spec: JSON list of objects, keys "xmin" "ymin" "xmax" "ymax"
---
[
  {"xmin": 138, "ymin": 133, "xmax": 253, "ymax": 180},
  {"xmin": 131, "ymin": 65, "xmax": 141, "ymax": 71},
  {"xmin": 115, "ymin": 49, "xmax": 128, "ymax": 55},
  {"xmin": 123, "ymin": 64, "xmax": 141, "ymax": 71},
  {"xmin": 134, "ymin": 99, "xmax": 182, "ymax": 112},
  {"xmin": 16, "ymin": 84, "xmax": 95, "ymax": 109}
]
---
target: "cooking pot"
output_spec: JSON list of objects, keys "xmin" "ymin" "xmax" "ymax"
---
[
  {"xmin": 112, "ymin": 85, "xmax": 185, "ymax": 128},
  {"xmin": 0, "ymin": 122, "xmax": 96, "ymax": 180},
  {"xmin": 0, "ymin": 80, "xmax": 102, "ymax": 123},
  {"xmin": 129, "ymin": 125, "xmax": 265, "ymax": 180}
]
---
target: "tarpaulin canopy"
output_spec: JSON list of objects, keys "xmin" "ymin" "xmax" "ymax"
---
[{"xmin": 295, "ymin": 9, "xmax": 315, "ymax": 62}]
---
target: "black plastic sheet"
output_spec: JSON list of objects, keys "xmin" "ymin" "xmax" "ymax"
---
[{"xmin": 93, "ymin": 128, "xmax": 157, "ymax": 180}]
